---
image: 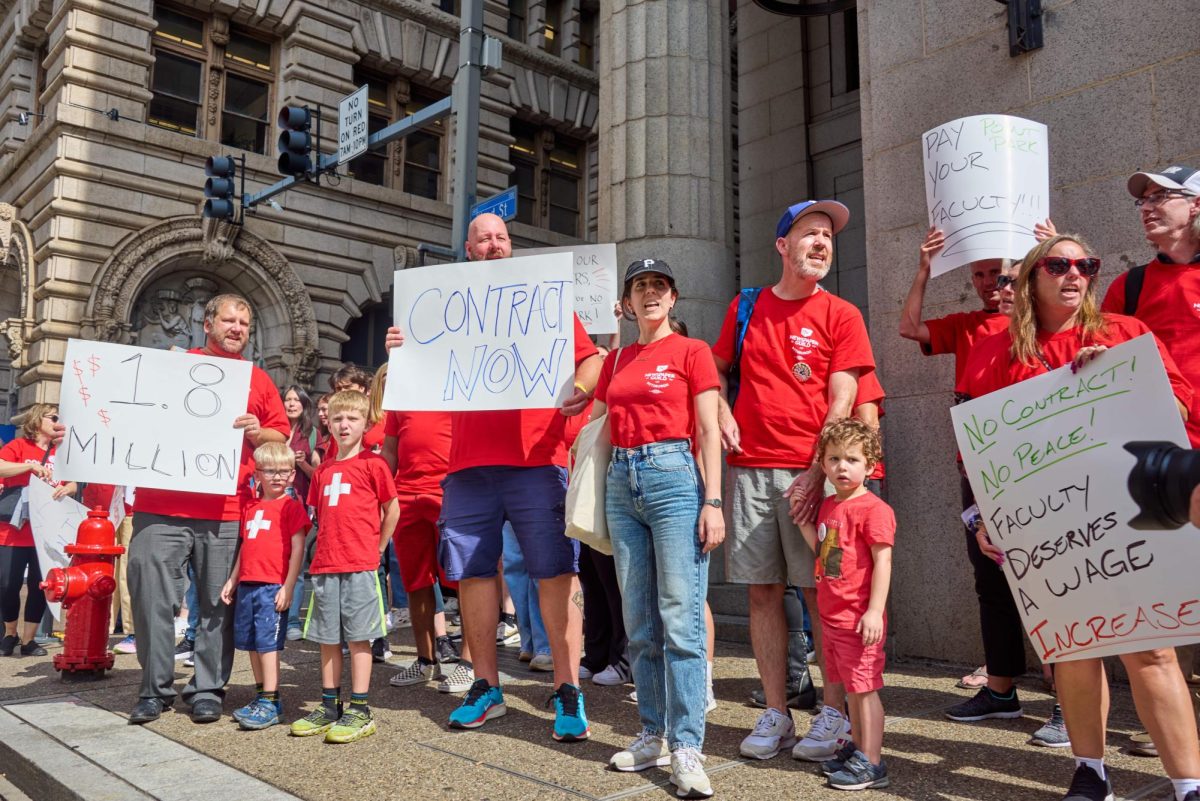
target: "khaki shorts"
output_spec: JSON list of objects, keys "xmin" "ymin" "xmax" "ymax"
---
[
  {"xmin": 303, "ymin": 571, "xmax": 387, "ymax": 645},
  {"xmin": 725, "ymin": 466, "xmax": 815, "ymax": 588}
]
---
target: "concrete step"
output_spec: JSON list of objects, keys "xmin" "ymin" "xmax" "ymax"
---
[
  {"xmin": 713, "ymin": 612, "xmax": 749, "ymax": 644},
  {"xmin": 707, "ymin": 582, "xmax": 746, "ymax": 618}
]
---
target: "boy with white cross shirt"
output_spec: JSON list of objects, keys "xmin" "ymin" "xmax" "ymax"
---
[{"xmin": 291, "ymin": 390, "xmax": 399, "ymax": 744}]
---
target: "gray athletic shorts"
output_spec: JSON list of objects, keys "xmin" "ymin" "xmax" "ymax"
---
[
  {"xmin": 303, "ymin": 571, "xmax": 387, "ymax": 645},
  {"xmin": 725, "ymin": 466, "xmax": 815, "ymax": 588}
]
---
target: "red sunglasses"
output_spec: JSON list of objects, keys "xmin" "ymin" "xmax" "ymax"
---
[{"xmin": 1036, "ymin": 256, "xmax": 1101, "ymax": 277}]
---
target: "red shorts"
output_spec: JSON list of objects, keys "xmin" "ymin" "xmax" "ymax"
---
[
  {"xmin": 821, "ymin": 621, "xmax": 886, "ymax": 694},
  {"xmin": 393, "ymin": 493, "xmax": 455, "ymax": 592}
]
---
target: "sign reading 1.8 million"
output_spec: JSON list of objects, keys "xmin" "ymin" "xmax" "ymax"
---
[{"xmin": 56, "ymin": 339, "xmax": 252, "ymax": 495}]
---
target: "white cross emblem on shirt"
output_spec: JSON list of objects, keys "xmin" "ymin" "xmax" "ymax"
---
[
  {"xmin": 324, "ymin": 472, "xmax": 351, "ymax": 506},
  {"xmin": 245, "ymin": 510, "xmax": 272, "ymax": 540}
]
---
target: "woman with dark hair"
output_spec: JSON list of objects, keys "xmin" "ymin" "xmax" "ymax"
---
[
  {"xmin": 591, "ymin": 259, "xmax": 724, "ymax": 798},
  {"xmin": 282, "ymin": 385, "xmax": 317, "ymax": 501},
  {"xmin": 961, "ymin": 234, "xmax": 1200, "ymax": 801},
  {"xmin": 0, "ymin": 404, "xmax": 77, "ymax": 656}
]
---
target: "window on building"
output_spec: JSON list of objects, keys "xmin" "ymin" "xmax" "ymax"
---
[
  {"xmin": 578, "ymin": 6, "xmax": 597, "ymax": 69},
  {"xmin": 30, "ymin": 44, "xmax": 48, "ymax": 129},
  {"xmin": 543, "ymin": 0, "xmax": 563, "ymax": 56},
  {"xmin": 507, "ymin": 0, "xmax": 526, "ymax": 41},
  {"xmin": 437, "ymin": 0, "xmax": 460, "ymax": 14},
  {"xmin": 347, "ymin": 69, "xmax": 447, "ymax": 200},
  {"xmin": 509, "ymin": 120, "xmax": 583, "ymax": 237},
  {"xmin": 147, "ymin": 5, "xmax": 275, "ymax": 154},
  {"xmin": 842, "ymin": 9, "xmax": 860, "ymax": 93}
]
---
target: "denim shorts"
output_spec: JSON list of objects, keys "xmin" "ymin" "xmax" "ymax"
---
[
  {"xmin": 233, "ymin": 583, "xmax": 287, "ymax": 653},
  {"xmin": 439, "ymin": 465, "xmax": 578, "ymax": 581}
]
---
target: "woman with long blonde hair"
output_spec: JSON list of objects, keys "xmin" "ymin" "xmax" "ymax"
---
[{"xmin": 960, "ymin": 234, "xmax": 1200, "ymax": 801}]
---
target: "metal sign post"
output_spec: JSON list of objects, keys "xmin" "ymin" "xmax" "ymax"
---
[{"xmin": 449, "ymin": 0, "xmax": 485, "ymax": 261}]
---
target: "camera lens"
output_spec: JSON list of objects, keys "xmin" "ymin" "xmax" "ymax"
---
[{"xmin": 1124, "ymin": 441, "xmax": 1200, "ymax": 530}]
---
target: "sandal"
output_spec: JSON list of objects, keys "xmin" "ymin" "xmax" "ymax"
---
[{"xmin": 956, "ymin": 666, "xmax": 988, "ymax": 689}]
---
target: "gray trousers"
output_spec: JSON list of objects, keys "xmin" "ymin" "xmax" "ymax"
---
[{"xmin": 128, "ymin": 512, "xmax": 238, "ymax": 705}]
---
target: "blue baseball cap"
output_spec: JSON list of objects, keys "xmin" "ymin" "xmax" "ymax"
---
[{"xmin": 775, "ymin": 199, "xmax": 850, "ymax": 239}]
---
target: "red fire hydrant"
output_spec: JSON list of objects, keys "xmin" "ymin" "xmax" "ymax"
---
[{"xmin": 40, "ymin": 508, "xmax": 125, "ymax": 675}]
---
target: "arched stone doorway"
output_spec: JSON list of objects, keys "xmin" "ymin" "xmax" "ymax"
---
[
  {"xmin": 83, "ymin": 217, "xmax": 321, "ymax": 388},
  {"xmin": 0, "ymin": 202, "xmax": 35, "ymax": 423}
]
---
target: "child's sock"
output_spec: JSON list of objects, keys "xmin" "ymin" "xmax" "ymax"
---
[
  {"xmin": 1171, "ymin": 778, "xmax": 1200, "ymax": 800},
  {"xmin": 255, "ymin": 682, "xmax": 264, "ymax": 699},
  {"xmin": 261, "ymin": 690, "xmax": 280, "ymax": 704},
  {"xmin": 350, "ymin": 691, "xmax": 370, "ymax": 717},
  {"xmin": 1075, "ymin": 756, "xmax": 1106, "ymax": 781},
  {"xmin": 321, "ymin": 688, "xmax": 340, "ymax": 717}
]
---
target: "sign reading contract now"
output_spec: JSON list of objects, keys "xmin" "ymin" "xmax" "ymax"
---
[{"xmin": 338, "ymin": 84, "xmax": 369, "ymax": 165}]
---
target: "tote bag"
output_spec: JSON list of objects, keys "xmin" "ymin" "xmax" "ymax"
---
[{"xmin": 564, "ymin": 349, "xmax": 620, "ymax": 556}]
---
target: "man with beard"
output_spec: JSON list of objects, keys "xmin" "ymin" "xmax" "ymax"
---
[
  {"xmin": 127, "ymin": 294, "xmax": 289, "ymax": 724},
  {"xmin": 711, "ymin": 200, "xmax": 877, "ymax": 762},
  {"xmin": 385, "ymin": 213, "xmax": 602, "ymax": 741}
]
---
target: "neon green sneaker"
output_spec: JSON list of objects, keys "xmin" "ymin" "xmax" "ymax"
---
[
  {"xmin": 325, "ymin": 707, "xmax": 377, "ymax": 743},
  {"xmin": 290, "ymin": 705, "xmax": 340, "ymax": 737}
]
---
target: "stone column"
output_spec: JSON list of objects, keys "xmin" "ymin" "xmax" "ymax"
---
[{"xmin": 597, "ymin": 0, "xmax": 736, "ymax": 340}]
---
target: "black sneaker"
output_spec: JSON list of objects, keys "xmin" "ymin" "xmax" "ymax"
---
[
  {"xmin": 436, "ymin": 635, "xmax": 460, "ymax": 664},
  {"xmin": 1061, "ymin": 764, "xmax": 1113, "ymax": 801},
  {"xmin": 372, "ymin": 637, "xmax": 392, "ymax": 663},
  {"xmin": 820, "ymin": 740, "xmax": 859, "ymax": 776},
  {"xmin": 749, "ymin": 679, "xmax": 817, "ymax": 711},
  {"xmin": 0, "ymin": 634, "xmax": 18, "ymax": 656},
  {"xmin": 19, "ymin": 641, "xmax": 47, "ymax": 656},
  {"xmin": 174, "ymin": 638, "xmax": 194, "ymax": 662},
  {"xmin": 944, "ymin": 687, "xmax": 1023, "ymax": 721}
]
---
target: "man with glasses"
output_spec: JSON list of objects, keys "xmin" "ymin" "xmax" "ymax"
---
[{"xmin": 1102, "ymin": 166, "xmax": 1200, "ymax": 762}]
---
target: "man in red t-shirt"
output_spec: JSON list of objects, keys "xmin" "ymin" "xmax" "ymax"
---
[
  {"xmin": 1103, "ymin": 165, "xmax": 1200, "ymax": 447},
  {"xmin": 712, "ymin": 200, "xmax": 877, "ymax": 760},
  {"xmin": 385, "ymin": 213, "xmax": 602, "ymax": 741},
  {"xmin": 127, "ymin": 294, "xmax": 289, "ymax": 725}
]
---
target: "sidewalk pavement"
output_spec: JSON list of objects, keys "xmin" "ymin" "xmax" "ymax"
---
[{"xmin": 0, "ymin": 630, "xmax": 1185, "ymax": 801}]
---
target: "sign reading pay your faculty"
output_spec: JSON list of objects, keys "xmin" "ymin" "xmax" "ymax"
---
[{"xmin": 951, "ymin": 335, "xmax": 1200, "ymax": 663}]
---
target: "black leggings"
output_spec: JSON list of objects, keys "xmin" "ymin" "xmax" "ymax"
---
[
  {"xmin": 578, "ymin": 545, "xmax": 627, "ymax": 672},
  {"xmin": 961, "ymin": 476, "xmax": 1026, "ymax": 678},
  {"xmin": 0, "ymin": 545, "xmax": 47, "ymax": 625}
]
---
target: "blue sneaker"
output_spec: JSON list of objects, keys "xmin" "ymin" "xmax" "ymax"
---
[
  {"xmin": 448, "ymin": 679, "xmax": 507, "ymax": 729},
  {"xmin": 239, "ymin": 698, "xmax": 282, "ymax": 731},
  {"xmin": 232, "ymin": 698, "xmax": 260, "ymax": 723},
  {"xmin": 548, "ymin": 683, "xmax": 590, "ymax": 742}
]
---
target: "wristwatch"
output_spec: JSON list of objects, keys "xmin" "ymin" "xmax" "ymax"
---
[{"xmin": 703, "ymin": 498, "xmax": 723, "ymax": 509}]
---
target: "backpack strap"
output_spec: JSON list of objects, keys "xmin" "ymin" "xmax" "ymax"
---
[
  {"xmin": 1123, "ymin": 263, "xmax": 1148, "ymax": 316},
  {"xmin": 727, "ymin": 286, "xmax": 764, "ymax": 409}
]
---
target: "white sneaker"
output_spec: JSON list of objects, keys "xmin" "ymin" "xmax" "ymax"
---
[
  {"xmin": 705, "ymin": 685, "xmax": 717, "ymax": 714},
  {"xmin": 579, "ymin": 665, "xmax": 594, "ymax": 680},
  {"xmin": 386, "ymin": 607, "xmax": 412, "ymax": 632},
  {"xmin": 389, "ymin": 659, "xmax": 442, "ymax": 687},
  {"xmin": 739, "ymin": 707, "xmax": 797, "ymax": 760},
  {"xmin": 529, "ymin": 653, "xmax": 554, "ymax": 672},
  {"xmin": 669, "ymin": 747, "xmax": 713, "ymax": 798},
  {"xmin": 593, "ymin": 662, "xmax": 632, "ymax": 686},
  {"xmin": 609, "ymin": 730, "xmax": 671, "ymax": 772},
  {"xmin": 438, "ymin": 663, "xmax": 476, "ymax": 693},
  {"xmin": 628, "ymin": 689, "xmax": 638, "ymax": 702},
  {"xmin": 173, "ymin": 618, "xmax": 188, "ymax": 639},
  {"xmin": 792, "ymin": 705, "xmax": 852, "ymax": 761},
  {"xmin": 496, "ymin": 619, "xmax": 520, "ymax": 645}
]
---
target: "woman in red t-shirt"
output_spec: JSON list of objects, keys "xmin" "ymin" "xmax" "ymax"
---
[
  {"xmin": 961, "ymin": 235, "xmax": 1200, "ymax": 800},
  {"xmin": 590, "ymin": 259, "xmax": 723, "ymax": 794},
  {"xmin": 0, "ymin": 404, "xmax": 77, "ymax": 656}
]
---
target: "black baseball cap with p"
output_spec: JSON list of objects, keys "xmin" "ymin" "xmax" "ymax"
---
[
  {"xmin": 776, "ymin": 199, "xmax": 850, "ymax": 240},
  {"xmin": 1127, "ymin": 165, "xmax": 1200, "ymax": 197},
  {"xmin": 623, "ymin": 258, "xmax": 675, "ymax": 288}
]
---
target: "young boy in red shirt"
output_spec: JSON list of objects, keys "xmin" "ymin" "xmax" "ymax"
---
[
  {"xmin": 220, "ymin": 442, "xmax": 310, "ymax": 730},
  {"xmin": 800, "ymin": 419, "xmax": 895, "ymax": 791},
  {"xmin": 291, "ymin": 391, "xmax": 399, "ymax": 743}
]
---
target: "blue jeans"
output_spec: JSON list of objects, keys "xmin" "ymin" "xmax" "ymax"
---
[
  {"xmin": 185, "ymin": 563, "xmax": 199, "ymax": 642},
  {"xmin": 606, "ymin": 439, "xmax": 708, "ymax": 751},
  {"xmin": 502, "ymin": 522, "xmax": 549, "ymax": 656},
  {"xmin": 385, "ymin": 544, "xmax": 409, "ymax": 609}
]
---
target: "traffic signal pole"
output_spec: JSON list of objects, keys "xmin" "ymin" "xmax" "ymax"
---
[{"xmin": 449, "ymin": 0, "xmax": 484, "ymax": 261}]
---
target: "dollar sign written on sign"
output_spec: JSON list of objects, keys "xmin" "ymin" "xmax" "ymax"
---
[
  {"xmin": 97, "ymin": 409, "xmax": 111, "ymax": 428},
  {"xmin": 72, "ymin": 360, "xmax": 91, "ymax": 407},
  {"xmin": 88, "ymin": 354, "xmax": 101, "ymax": 376}
]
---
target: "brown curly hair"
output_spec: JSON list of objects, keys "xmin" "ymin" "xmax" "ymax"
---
[{"xmin": 817, "ymin": 418, "xmax": 883, "ymax": 468}]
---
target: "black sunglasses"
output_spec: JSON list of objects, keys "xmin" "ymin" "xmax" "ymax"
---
[
  {"xmin": 1036, "ymin": 257, "xmax": 1101, "ymax": 277},
  {"xmin": 45, "ymin": 414, "xmax": 59, "ymax": 423},
  {"xmin": 995, "ymin": 275, "xmax": 1016, "ymax": 289}
]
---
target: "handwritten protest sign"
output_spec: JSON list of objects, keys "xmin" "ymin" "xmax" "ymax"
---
[
  {"xmin": 27, "ymin": 478, "xmax": 90, "ymax": 620},
  {"xmin": 57, "ymin": 339, "xmax": 251, "ymax": 495},
  {"xmin": 515, "ymin": 244, "xmax": 619, "ymax": 335},
  {"xmin": 923, "ymin": 114, "xmax": 1049, "ymax": 276},
  {"xmin": 951, "ymin": 335, "xmax": 1200, "ymax": 662},
  {"xmin": 384, "ymin": 254, "xmax": 576, "ymax": 411}
]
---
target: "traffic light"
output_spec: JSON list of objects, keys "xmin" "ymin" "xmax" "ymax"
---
[
  {"xmin": 277, "ymin": 105, "xmax": 313, "ymax": 177},
  {"xmin": 203, "ymin": 155, "xmax": 238, "ymax": 220}
]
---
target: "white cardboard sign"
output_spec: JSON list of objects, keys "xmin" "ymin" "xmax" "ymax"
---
[
  {"xmin": 27, "ymin": 478, "xmax": 90, "ymax": 621},
  {"xmin": 951, "ymin": 335, "xmax": 1200, "ymax": 662},
  {"xmin": 514, "ymin": 244, "xmax": 619, "ymax": 335},
  {"xmin": 384, "ymin": 254, "xmax": 576, "ymax": 411},
  {"xmin": 923, "ymin": 114, "xmax": 1049, "ymax": 276},
  {"xmin": 57, "ymin": 339, "xmax": 252, "ymax": 495}
]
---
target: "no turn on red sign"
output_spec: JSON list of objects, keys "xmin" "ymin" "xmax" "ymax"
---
[{"xmin": 338, "ymin": 84, "xmax": 370, "ymax": 165}]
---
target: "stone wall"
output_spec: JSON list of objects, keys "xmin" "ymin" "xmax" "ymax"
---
[{"xmin": 858, "ymin": 0, "xmax": 1200, "ymax": 663}]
